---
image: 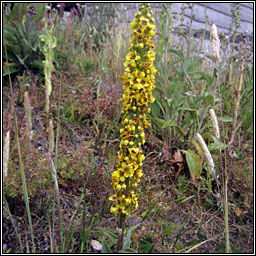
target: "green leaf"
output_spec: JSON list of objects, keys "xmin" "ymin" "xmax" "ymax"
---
[
  {"xmin": 178, "ymin": 107, "xmax": 197, "ymax": 112},
  {"xmin": 183, "ymin": 57, "xmax": 193, "ymax": 73},
  {"xmin": 101, "ymin": 238, "xmax": 112, "ymax": 253},
  {"xmin": 141, "ymin": 202, "xmax": 157, "ymax": 223},
  {"xmin": 123, "ymin": 231, "xmax": 131, "ymax": 250},
  {"xmin": 208, "ymin": 141, "xmax": 227, "ymax": 151},
  {"xmin": 150, "ymin": 102, "xmax": 161, "ymax": 118},
  {"xmin": 119, "ymin": 248, "xmax": 138, "ymax": 253},
  {"xmin": 171, "ymin": 30, "xmax": 188, "ymax": 41},
  {"xmin": 198, "ymin": 72, "xmax": 213, "ymax": 86},
  {"xmin": 165, "ymin": 225, "xmax": 172, "ymax": 235},
  {"xmin": 166, "ymin": 81, "xmax": 186, "ymax": 98},
  {"xmin": 138, "ymin": 237, "xmax": 153, "ymax": 253},
  {"xmin": 218, "ymin": 116, "xmax": 232, "ymax": 122},
  {"xmin": 183, "ymin": 150, "xmax": 202, "ymax": 180},
  {"xmin": 174, "ymin": 67, "xmax": 184, "ymax": 79},
  {"xmin": 3, "ymin": 63, "xmax": 21, "ymax": 76},
  {"xmin": 161, "ymin": 119, "xmax": 176, "ymax": 128},
  {"xmin": 205, "ymin": 54, "xmax": 216, "ymax": 63},
  {"xmin": 173, "ymin": 126, "xmax": 186, "ymax": 137},
  {"xmin": 100, "ymin": 230, "xmax": 118, "ymax": 243},
  {"xmin": 123, "ymin": 223, "xmax": 141, "ymax": 250},
  {"xmin": 179, "ymin": 195, "xmax": 195, "ymax": 204},
  {"xmin": 151, "ymin": 118, "xmax": 165, "ymax": 128},
  {"xmin": 161, "ymin": 120, "xmax": 186, "ymax": 137},
  {"xmin": 168, "ymin": 48, "xmax": 184, "ymax": 60},
  {"xmin": 203, "ymin": 95, "xmax": 214, "ymax": 106},
  {"xmin": 30, "ymin": 60, "xmax": 43, "ymax": 69},
  {"xmin": 125, "ymin": 223, "xmax": 141, "ymax": 235}
]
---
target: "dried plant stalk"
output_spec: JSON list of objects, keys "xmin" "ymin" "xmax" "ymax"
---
[
  {"xmin": 3, "ymin": 131, "xmax": 10, "ymax": 184},
  {"xmin": 48, "ymin": 119, "xmax": 54, "ymax": 154},
  {"xmin": 24, "ymin": 91, "xmax": 33, "ymax": 142},
  {"xmin": 229, "ymin": 60, "xmax": 244, "ymax": 146}
]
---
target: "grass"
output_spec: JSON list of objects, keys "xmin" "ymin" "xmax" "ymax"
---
[{"xmin": 2, "ymin": 3, "xmax": 253, "ymax": 254}]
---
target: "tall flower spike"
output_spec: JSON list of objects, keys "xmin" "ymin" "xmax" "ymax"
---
[
  {"xmin": 109, "ymin": 3, "xmax": 156, "ymax": 217},
  {"xmin": 209, "ymin": 108, "xmax": 220, "ymax": 140},
  {"xmin": 195, "ymin": 133, "xmax": 216, "ymax": 179},
  {"xmin": 211, "ymin": 24, "xmax": 221, "ymax": 63}
]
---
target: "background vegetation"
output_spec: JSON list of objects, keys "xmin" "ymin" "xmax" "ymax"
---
[{"xmin": 3, "ymin": 3, "xmax": 253, "ymax": 253}]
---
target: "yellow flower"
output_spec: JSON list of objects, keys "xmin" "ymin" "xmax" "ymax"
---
[
  {"xmin": 129, "ymin": 147, "xmax": 139, "ymax": 157},
  {"xmin": 110, "ymin": 3, "xmax": 156, "ymax": 217},
  {"xmin": 116, "ymin": 184, "xmax": 122, "ymax": 191}
]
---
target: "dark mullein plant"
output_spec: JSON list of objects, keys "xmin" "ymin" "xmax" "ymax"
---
[{"xmin": 109, "ymin": 3, "xmax": 157, "ymax": 250}]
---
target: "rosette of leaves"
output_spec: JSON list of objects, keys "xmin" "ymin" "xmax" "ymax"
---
[{"xmin": 3, "ymin": 20, "xmax": 44, "ymax": 76}]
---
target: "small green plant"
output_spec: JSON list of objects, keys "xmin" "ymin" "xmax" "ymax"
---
[
  {"xmin": 3, "ymin": 20, "xmax": 43, "ymax": 76},
  {"xmin": 3, "ymin": 4, "xmax": 46, "ymax": 77}
]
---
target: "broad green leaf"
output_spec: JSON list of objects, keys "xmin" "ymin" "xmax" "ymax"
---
[
  {"xmin": 203, "ymin": 95, "xmax": 214, "ymax": 106},
  {"xmin": 153, "ymin": 86, "xmax": 164, "ymax": 95},
  {"xmin": 138, "ymin": 237, "xmax": 153, "ymax": 253},
  {"xmin": 169, "ymin": 48, "xmax": 184, "ymax": 60},
  {"xmin": 166, "ymin": 81, "xmax": 186, "ymax": 97},
  {"xmin": 208, "ymin": 140, "xmax": 227, "ymax": 151},
  {"xmin": 184, "ymin": 150, "xmax": 202, "ymax": 180},
  {"xmin": 161, "ymin": 120, "xmax": 186, "ymax": 137},
  {"xmin": 174, "ymin": 67, "xmax": 184, "ymax": 80},
  {"xmin": 174, "ymin": 125, "xmax": 186, "ymax": 137},
  {"xmin": 150, "ymin": 102, "xmax": 161, "ymax": 118},
  {"xmin": 100, "ymin": 230, "xmax": 118, "ymax": 243},
  {"xmin": 198, "ymin": 72, "xmax": 213, "ymax": 86},
  {"xmin": 101, "ymin": 238, "xmax": 112, "ymax": 253},
  {"xmin": 151, "ymin": 118, "xmax": 165, "ymax": 128},
  {"xmin": 123, "ymin": 230, "xmax": 131, "ymax": 250},
  {"xmin": 183, "ymin": 57, "xmax": 193, "ymax": 73},
  {"xmin": 125, "ymin": 223, "xmax": 141, "ymax": 235},
  {"xmin": 161, "ymin": 119, "xmax": 176, "ymax": 128}
]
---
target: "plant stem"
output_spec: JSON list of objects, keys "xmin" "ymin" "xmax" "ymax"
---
[
  {"xmin": 47, "ymin": 153, "xmax": 64, "ymax": 252},
  {"xmin": 117, "ymin": 213, "xmax": 126, "ymax": 252},
  {"xmin": 223, "ymin": 151, "xmax": 231, "ymax": 253},
  {"xmin": 187, "ymin": 3, "xmax": 194, "ymax": 58},
  {"xmin": 229, "ymin": 59, "xmax": 244, "ymax": 146}
]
